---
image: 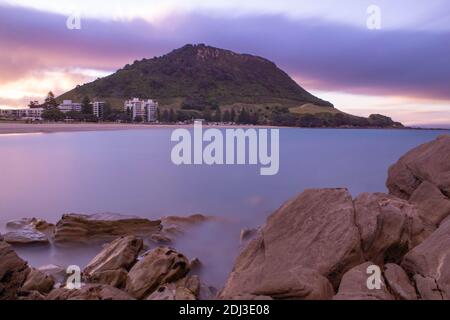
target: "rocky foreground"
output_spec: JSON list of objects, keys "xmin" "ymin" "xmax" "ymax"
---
[{"xmin": 1, "ymin": 135, "xmax": 449, "ymax": 300}]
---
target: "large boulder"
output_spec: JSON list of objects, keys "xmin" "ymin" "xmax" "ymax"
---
[
  {"xmin": 147, "ymin": 275, "xmax": 217, "ymax": 300},
  {"xmin": 83, "ymin": 236, "xmax": 143, "ymax": 288},
  {"xmin": 37, "ymin": 264, "xmax": 67, "ymax": 284},
  {"xmin": 0, "ymin": 241, "xmax": 30, "ymax": 299},
  {"xmin": 88, "ymin": 270, "xmax": 128, "ymax": 289},
  {"xmin": 401, "ymin": 216, "xmax": 450, "ymax": 300},
  {"xmin": 387, "ymin": 135, "xmax": 450, "ymax": 199},
  {"xmin": 154, "ymin": 214, "xmax": 216, "ymax": 243},
  {"xmin": 53, "ymin": 213, "xmax": 161, "ymax": 245},
  {"xmin": 384, "ymin": 263, "xmax": 417, "ymax": 300},
  {"xmin": 221, "ymin": 189, "xmax": 363, "ymax": 299},
  {"xmin": 333, "ymin": 262, "xmax": 394, "ymax": 300},
  {"xmin": 409, "ymin": 181, "xmax": 450, "ymax": 227},
  {"xmin": 3, "ymin": 217, "xmax": 52, "ymax": 245},
  {"xmin": 354, "ymin": 192, "xmax": 428, "ymax": 263},
  {"xmin": 21, "ymin": 268, "xmax": 55, "ymax": 294},
  {"xmin": 147, "ymin": 276, "xmax": 200, "ymax": 300},
  {"xmin": 6, "ymin": 217, "xmax": 54, "ymax": 231},
  {"xmin": 3, "ymin": 229, "xmax": 49, "ymax": 245},
  {"xmin": 125, "ymin": 247, "xmax": 190, "ymax": 299},
  {"xmin": 46, "ymin": 284, "xmax": 134, "ymax": 300}
]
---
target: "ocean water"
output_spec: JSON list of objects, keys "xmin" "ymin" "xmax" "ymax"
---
[{"xmin": 0, "ymin": 128, "xmax": 448, "ymax": 287}]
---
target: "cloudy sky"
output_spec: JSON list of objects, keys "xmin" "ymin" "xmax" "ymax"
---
[{"xmin": 0, "ymin": 0, "xmax": 449, "ymax": 127}]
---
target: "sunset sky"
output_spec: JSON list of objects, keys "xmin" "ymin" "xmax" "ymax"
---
[{"xmin": 0, "ymin": 0, "xmax": 449, "ymax": 127}]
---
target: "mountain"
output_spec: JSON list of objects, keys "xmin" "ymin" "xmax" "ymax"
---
[
  {"xmin": 58, "ymin": 44, "xmax": 403, "ymax": 128},
  {"xmin": 58, "ymin": 44, "xmax": 333, "ymax": 110}
]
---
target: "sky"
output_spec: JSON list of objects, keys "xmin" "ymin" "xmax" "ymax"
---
[{"xmin": 0, "ymin": 0, "xmax": 449, "ymax": 127}]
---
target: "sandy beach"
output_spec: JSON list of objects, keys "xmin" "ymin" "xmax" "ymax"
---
[
  {"xmin": 0, "ymin": 122, "xmax": 282, "ymax": 135},
  {"xmin": 0, "ymin": 122, "xmax": 176, "ymax": 135}
]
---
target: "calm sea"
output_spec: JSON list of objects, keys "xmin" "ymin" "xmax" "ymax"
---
[{"xmin": 0, "ymin": 128, "xmax": 448, "ymax": 286}]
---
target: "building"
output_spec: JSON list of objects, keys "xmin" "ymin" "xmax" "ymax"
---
[
  {"xmin": 0, "ymin": 108, "xmax": 44, "ymax": 120},
  {"xmin": 124, "ymin": 98, "xmax": 158, "ymax": 122},
  {"xmin": 58, "ymin": 100, "xmax": 82, "ymax": 113},
  {"xmin": 92, "ymin": 101, "xmax": 106, "ymax": 118},
  {"xmin": 23, "ymin": 107, "xmax": 44, "ymax": 120}
]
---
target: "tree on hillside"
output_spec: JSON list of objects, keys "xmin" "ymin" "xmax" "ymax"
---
[
  {"xmin": 222, "ymin": 110, "xmax": 231, "ymax": 123},
  {"xmin": 230, "ymin": 109, "xmax": 236, "ymax": 123},
  {"xmin": 81, "ymin": 96, "xmax": 92, "ymax": 114},
  {"xmin": 102, "ymin": 102, "xmax": 112, "ymax": 120},
  {"xmin": 28, "ymin": 100, "xmax": 41, "ymax": 108},
  {"xmin": 202, "ymin": 107, "xmax": 212, "ymax": 121},
  {"xmin": 161, "ymin": 110, "xmax": 169, "ymax": 122},
  {"xmin": 43, "ymin": 91, "xmax": 58, "ymax": 110},
  {"xmin": 213, "ymin": 108, "xmax": 222, "ymax": 122},
  {"xmin": 169, "ymin": 109, "xmax": 177, "ymax": 122},
  {"xmin": 42, "ymin": 108, "xmax": 65, "ymax": 121},
  {"xmin": 237, "ymin": 108, "xmax": 250, "ymax": 124}
]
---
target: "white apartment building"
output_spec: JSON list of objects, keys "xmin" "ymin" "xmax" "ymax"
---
[
  {"xmin": 92, "ymin": 101, "xmax": 105, "ymax": 118},
  {"xmin": 124, "ymin": 98, "xmax": 158, "ymax": 122},
  {"xmin": 58, "ymin": 100, "xmax": 82, "ymax": 113},
  {"xmin": 24, "ymin": 108, "xmax": 44, "ymax": 120}
]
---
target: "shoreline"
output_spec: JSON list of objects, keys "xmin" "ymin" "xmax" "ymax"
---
[{"xmin": 0, "ymin": 121, "xmax": 448, "ymax": 135}]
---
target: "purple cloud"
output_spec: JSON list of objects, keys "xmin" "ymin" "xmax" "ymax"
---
[{"xmin": 0, "ymin": 4, "xmax": 449, "ymax": 101}]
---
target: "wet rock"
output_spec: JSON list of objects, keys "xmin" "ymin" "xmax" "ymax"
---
[
  {"xmin": 46, "ymin": 284, "xmax": 134, "ymax": 300},
  {"xmin": 3, "ymin": 229, "xmax": 49, "ymax": 245},
  {"xmin": 384, "ymin": 263, "xmax": 417, "ymax": 300},
  {"xmin": 333, "ymin": 262, "xmax": 394, "ymax": 300},
  {"xmin": 354, "ymin": 192, "xmax": 428, "ymax": 263},
  {"xmin": 239, "ymin": 228, "xmax": 258, "ymax": 244},
  {"xmin": 126, "ymin": 247, "xmax": 190, "ymax": 299},
  {"xmin": 53, "ymin": 213, "xmax": 161, "ymax": 245},
  {"xmin": 3, "ymin": 217, "xmax": 53, "ymax": 245},
  {"xmin": 387, "ymin": 134, "xmax": 450, "ymax": 199},
  {"xmin": 150, "ymin": 233, "xmax": 172, "ymax": 244},
  {"xmin": 409, "ymin": 181, "xmax": 450, "ymax": 227},
  {"xmin": 402, "ymin": 216, "xmax": 450, "ymax": 300},
  {"xmin": 22, "ymin": 268, "xmax": 55, "ymax": 294},
  {"xmin": 225, "ymin": 268, "xmax": 334, "ymax": 300},
  {"xmin": 0, "ymin": 240, "xmax": 30, "ymax": 299},
  {"xmin": 221, "ymin": 189, "xmax": 363, "ymax": 299},
  {"xmin": 413, "ymin": 275, "xmax": 443, "ymax": 300},
  {"xmin": 83, "ymin": 236, "xmax": 143, "ymax": 288},
  {"xmin": 17, "ymin": 290, "xmax": 46, "ymax": 300},
  {"xmin": 198, "ymin": 283, "xmax": 218, "ymax": 300},
  {"xmin": 38, "ymin": 264, "xmax": 67, "ymax": 284},
  {"xmin": 147, "ymin": 275, "xmax": 217, "ymax": 300},
  {"xmin": 147, "ymin": 276, "xmax": 200, "ymax": 300},
  {"xmin": 161, "ymin": 214, "xmax": 214, "ymax": 228},
  {"xmin": 84, "ymin": 236, "xmax": 143, "ymax": 276},
  {"xmin": 159, "ymin": 214, "xmax": 216, "ymax": 239},
  {"xmin": 6, "ymin": 218, "xmax": 54, "ymax": 231},
  {"xmin": 189, "ymin": 257, "xmax": 202, "ymax": 274},
  {"xmin": 147, "ymin": 282, "xmax": 196, "ymax": 300},
  {"xmin": 88, "ymin": 269, "xmax": 128, "ymax": 289}
]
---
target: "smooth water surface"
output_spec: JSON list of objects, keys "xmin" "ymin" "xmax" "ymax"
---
[{"xmin": 0, "ymin": 128, "xmax": 448, "ymax": 286}]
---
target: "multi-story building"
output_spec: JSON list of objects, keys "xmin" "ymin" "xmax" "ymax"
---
[
  {"xmin": 0, "ymin": 108, "xmax": 44, "ymax": 120},
  {"xmin": 23, "ymin": 107, "xmax": 44, "ymax": 120},
  {"xmin": 124, "ymin": 98, "xmax": 158, "ymax": 122},
  {"xmin": 92, "ymin": 101, "xmax": 105, "ymax": 118},
  {"xmin": 58, "ymin": 100, "xmax": 82, "ymax": 113}
]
